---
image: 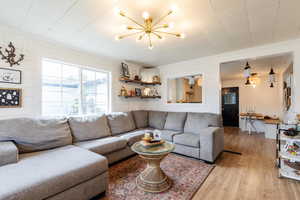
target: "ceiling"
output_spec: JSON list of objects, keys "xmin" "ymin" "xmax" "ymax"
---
[
  {"xmin": 220, "ymin": 53, "xmax": 292, "ymax": 81},
  {"xmin": 0, "ymin": 0, "xmax": 299, "ymax": 66}
]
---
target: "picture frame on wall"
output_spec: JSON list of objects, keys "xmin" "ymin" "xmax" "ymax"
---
[
  {"xmin": 135, "ymin": 88, "xmax": 142, "ymax": 96},
  {"xmin": 121, "ymin": 62, "xmax": 130, "ymax": 78},
  {"xmin": 0, "ymin": 68, "xmax": 22, "ymax": 84},
  {"xmin": 0, "ymin": 88, "xmax": 22, "ymax": 108}
]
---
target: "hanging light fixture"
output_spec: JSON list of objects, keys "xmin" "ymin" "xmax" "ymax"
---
[
  {"xmin": 243, "ymin": 62, "xmax": 251, "ymax": 78},
  {"xmin": 269, "ymin": 68, "xmax": 276, "ymax": 88},
  {"xmin": 114, "ymin": 5, "xmax": 185, "ymax": 49}
]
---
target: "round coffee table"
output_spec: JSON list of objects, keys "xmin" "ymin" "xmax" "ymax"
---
[{"xmin": 131, "ymin": 141, "xmax": 175, "ymax": 193}]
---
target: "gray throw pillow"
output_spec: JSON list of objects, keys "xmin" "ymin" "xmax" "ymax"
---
[
  {"xmin": 68, "ymin": 115, "xmax": 111, "ymax": 142},
  {"xmin": 184, "ymin": 113, "xmax": 221, "ymax": 134},
  {"xmin": 164, "ymin": 112, "xmax": 187, "ymax": 131},
  {"xmin": 107, "ymin": 112, "xmax": 136, "ymax": 135},
  {"xmin": 149, "ymin": 111, "xmax": 168, "ymax": 129},
  {"xmin": 0, "ymin": 117, "xmax": 72, "ymax": 153},
  {"xmin": 132, "ymin": 110, "xmax": 149, "ymax": 128}
]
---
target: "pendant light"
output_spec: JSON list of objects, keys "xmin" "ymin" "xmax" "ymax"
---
[
  {"xmin": 269, "ymin": 68, "xmax": 276, "ymax": 88},
  {"xmin": 245, "ymin": 77, "xmax": 251, "ymax": 85},
  {"xmin": 243, "ymin": 62, "xmax": 251, "ymax": 78}
]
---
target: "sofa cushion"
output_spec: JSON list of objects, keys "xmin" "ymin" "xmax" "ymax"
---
[
  {"xmin": 184, "ymin": 113, "xmax": 221, "ymax": 134},
  {"xmin": 107, "ymin": 112, "xmax": 136, "ymax": 135},
  {"xmin": 74, "ymin": 137, "xmax": 127, "ymax": 155},
  {"xmin": 119, "ymin": 130, "xmax": 146, "ymax": 146},
  {"xmin": 173, "ymin": 133, "xmax": 200, "ymax": 148},
  {"xmin": 68, "ymin": 115, "xmax": 111, "ymax": 142},
  {"xmin": 164, "ymin": 112, "xmax": 187, "ymax": 131},
  {"xmin": 149, "ymin": 111, "xmax": 168, "ymax": 129},
  {"xmin": 0, "ymin": 145, "xmax": 107, "ymax": 200},
  {"xmin": 132, "ymin": 110, "xmax": 149, "ymax": 128},
  {"xmin": 0, "ymin": 117, "xmax": 72, "ymax": 153},
  {"xmin": 0, "ymin": 141, "xmax": 18, "ymax": 167},
  {"xmin": 160, "ymin": 130, "xmax": 182, "ymax": 142}
]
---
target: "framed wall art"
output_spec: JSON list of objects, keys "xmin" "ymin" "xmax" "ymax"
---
[
  {"xmin": 0, "ymin": 68, "xmax": 22, "ymax": 84},
  {"xmin": 121, "ymin": 62, "xmax": 130, "ymax": 78},
  {"xmin": 0, "ymin": 88, "xmax": 22, "ymax": 108}
]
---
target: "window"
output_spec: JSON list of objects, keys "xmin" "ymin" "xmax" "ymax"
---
[{"xmin": 42, "ymin": 59, "xmax": 110, "ymax": 116}]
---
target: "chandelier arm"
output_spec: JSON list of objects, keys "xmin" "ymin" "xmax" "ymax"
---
[
  {"xmin": 123, "ymin": 15, "xmax": 145, "ymax": 28},
  {"xmin": 138, "ymin": 32, "xmax": 146, "ymax": 40},
  {"xmin": 153, "ymin": 11, "xmax": 172, "ymax": 26},
  {"xmin": 148, "ymin": 34, "xmax": 152, "ymax": 47},
  {"xmin": 154, "ymin": 31, "xmax": 179, "ymax": 36},
  {"xmin": 152, "ymin": 32, "xmax": 163, "ymax": 39},
  {"xmin": 119, "ymin": 31, "xmax": 144, "ymax": 39},
  {"xmin": 153, "ymin": 25, "xmax": 168, "ymax": 30}
]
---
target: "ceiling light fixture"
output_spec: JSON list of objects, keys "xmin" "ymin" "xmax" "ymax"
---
[
  {"xmin": 114, "ymin": 6, "xmax": 185, "ymax": 49},
  {"xmin": 243, "ymin": 61, "xmax": 251, "ymax": 78},
  {"xmin": 269, "ymin": 68, "xmax": 276, "ymax": 88}
]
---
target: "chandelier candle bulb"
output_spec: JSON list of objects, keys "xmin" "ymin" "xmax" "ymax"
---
[{"xmin": 142, "ymin": 11, "xmax": 150, "ymax": 20}]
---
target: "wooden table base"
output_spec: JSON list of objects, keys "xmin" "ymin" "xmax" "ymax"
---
[{"xmin": 136, "ymin": 154, "xmax": 172, "ymax": 193}]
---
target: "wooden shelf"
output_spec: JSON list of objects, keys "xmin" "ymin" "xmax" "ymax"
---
[
  {"xmin": 119, "ymin": 78, "xmax": 161, "ymax": 86},
  {"xmin": 118, "ymin": 95, "xmax": 161, "ymax": 99}
]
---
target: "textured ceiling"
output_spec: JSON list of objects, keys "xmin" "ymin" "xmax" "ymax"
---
[
  {"xmin": 0, "ymin": 0, "xmax": 299, "ymax": 66},
  {"xmin": 220, "ymin": 53, "xmax": 293, "ymax": 80}
]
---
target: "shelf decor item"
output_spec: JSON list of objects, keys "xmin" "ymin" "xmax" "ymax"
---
[
  {"xmin": 0, "ymin": 88, "xmax": 22, "ymax": 108},
  {"xmin": 121, "ymin": 62, "xmax": 130, "ymax": 78},
  {"xmin": 135, "ymin": 88, "xmax": 142, "ymax": 96},
  {"xmin": 0, "ymin": 68, "xmax": 21, "ymax": 84},
  {"xmin": 152, "ymin": 75, "xmax": 160, "ymax": 83},
  {"xmin": 0, "ymin": 42, "xmax": 24, "ymax": 67},
  {"xmin": 120, "ymin": 86, "xmax": 128, "ymax": 96}
]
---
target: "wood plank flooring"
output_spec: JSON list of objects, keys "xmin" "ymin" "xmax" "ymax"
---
[{"xmin": 192, "ymin": 127, "xmax": 300, "ymax": 200}]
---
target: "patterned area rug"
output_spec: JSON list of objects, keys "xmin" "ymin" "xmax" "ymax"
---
[{"xmin": 101, "ymin": 153, "xmax": 214, "ymax": 200}]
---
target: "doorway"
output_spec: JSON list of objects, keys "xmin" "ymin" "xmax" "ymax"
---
[{"xmin": 222, "ymin": 87, "xmax": 239, "ymax": 127}]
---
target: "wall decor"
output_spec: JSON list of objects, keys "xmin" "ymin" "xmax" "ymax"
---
[
  {"xmin": 135, "ymin": 88, "xmax": 142, "ymax": 96},
  {"xmin": 0, "ymin": 88, "xmax": 22, "ymax": 108},
  {"xmin": 0, "ymin": 42, "xmax": 24, "ymax": 67},
  {"xmin": 121, "ymin": 62, "xmax": 130, "ymax": 78},
  {"xmin": 0, "ymin": 68, "xmax": 21, "ymax": 84}
]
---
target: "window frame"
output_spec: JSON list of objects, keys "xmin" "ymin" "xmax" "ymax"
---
[{"xmin": 41, "ymin": 58, "xmax": 111, "ymax": 116}]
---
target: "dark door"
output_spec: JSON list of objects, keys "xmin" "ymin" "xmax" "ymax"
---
[{"xmin": 222, "ymin": 87, "xmax": 239, "ymax": 127}]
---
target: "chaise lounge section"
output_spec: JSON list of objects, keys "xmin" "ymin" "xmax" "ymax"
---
[{"xmin": 0, "ymin": 110, "xmax": 223, "ymax": 200}]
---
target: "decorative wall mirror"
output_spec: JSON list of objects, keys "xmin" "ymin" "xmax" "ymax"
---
[{"xmin": 167, "ymin": 74, "xmax": 203, "ymax": 104}]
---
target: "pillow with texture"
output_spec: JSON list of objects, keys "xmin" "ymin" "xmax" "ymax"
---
[
  {"xmin": 132, "ymin": 110, "xmax": 149, "ymax": 128},
  {"xmin": 0, "ymin": 117, "xmax": 72, "ymax": 153},
  {"xmin": 164, "ymin": 112, "xmax": 187, "ymax": 131},
  {"xmin": 107, "ymin": 112, "xmax": 136, "ymax": 135},
  {"xmin": 149, "ymin": 111, "xmax": 168, "ymax": 129},
  {"xmin": 68, "ymin": 115, "xmax": 111, "ymax": 142}
]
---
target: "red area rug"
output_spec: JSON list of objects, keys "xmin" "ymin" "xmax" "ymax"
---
[{"xmin": 101, "ymin": 153, "xmax": 214, "ymax": 200}]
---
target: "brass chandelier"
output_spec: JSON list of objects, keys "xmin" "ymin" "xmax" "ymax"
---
[{"xmin": 115, "ymin": 7, "xmax": 185, "ymax": 49}]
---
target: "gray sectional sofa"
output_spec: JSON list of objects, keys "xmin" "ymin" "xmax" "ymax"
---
[{"xmin": 0, "ymin": 110, "xmax": 223, "ymax": 200}]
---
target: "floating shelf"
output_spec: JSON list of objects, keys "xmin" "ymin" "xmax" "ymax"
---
[
  {"xmin": 118, "ymin": 95, "xmax": 161, "ymax": 99},
  {"xmin": 119, "ymin": 78, "xmax": 161, "ymax": 86}
]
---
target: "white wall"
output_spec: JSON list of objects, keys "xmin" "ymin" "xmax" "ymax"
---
[
  {"xmin": 0, "ymin": 25, "xmax": 144, "ymax": 119},
  {"xmin": 222, "ymin": 75, "xmax": 283, "ymax": 118},
  {"xmin": 144, "ymin": 39, "xmax": 300, "ymax": 116}
]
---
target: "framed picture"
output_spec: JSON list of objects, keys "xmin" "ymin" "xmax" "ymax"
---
[
  {"xmin": 135, "ymin": 88, "xmax": 142, "ymax": 96},
  {"xmin": 0, "ymin": 68, "xmax": 22, "ymax": 84},
  {"xmin": 0, "ymin": 88, "xmax": 22, "ymax": 108},
  {"xmin": 121, "ymin": 62, "xmax": 130, "ymax": 78}
]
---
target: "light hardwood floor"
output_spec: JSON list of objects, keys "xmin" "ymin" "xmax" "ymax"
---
[{"xmin": 193, "ymin": 127, "xmax": 300, "ymax": 200}]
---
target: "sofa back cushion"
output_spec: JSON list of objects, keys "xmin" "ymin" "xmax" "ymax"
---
[
  {"xmin": 164, "ymin": 112, "xmax": 187, "ymax": 131},
  {"xmin": 0, "ymin": 117, "xmax": 72, "ymax": 153},
  {"xmin": 107, "ymin": 112, "xmax": 136, "ymax": 135},
  {"xmin": 132, "ymin": 110, "xmax": 149, "ymax": 128},
  {"xmin": 149, "ymin": 111, "xmax": 168, "ymax": 129},
  {"xmin": 68, "ymin": 115, "xmax": 111, "ymax": 142},
  {"xmin": 184, "ymin": 113, "xmax": 222, "ymax": 134}
]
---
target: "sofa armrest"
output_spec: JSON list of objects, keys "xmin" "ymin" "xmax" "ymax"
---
[
  {"xmin": 199, "ymin": 127, "xmax": 224, "ymax": 162},
  {"xmin": 0, "ymin": 141, "xmax": 18, "ymax": 167}
]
